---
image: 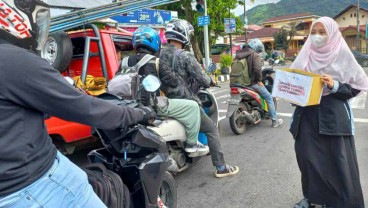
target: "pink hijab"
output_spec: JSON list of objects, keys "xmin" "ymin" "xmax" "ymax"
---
[{"xmin": 291, "ymin": 16, "xmax": 368, "ymax": 92}]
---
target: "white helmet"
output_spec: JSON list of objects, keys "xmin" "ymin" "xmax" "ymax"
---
[
  {"xmin": 165, "ymin": 19, "xmax": 194, "ymax": 46},
  {"xmin": 0, "ymin": 0, "xmax": 50, "ymax": 51}
]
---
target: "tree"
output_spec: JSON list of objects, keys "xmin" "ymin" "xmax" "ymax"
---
[
  {"xmin": 273, "ymin": 21, "xmax": 299, "ymax": 55},
  {"xmin": 157, "ymin": 0, "xmax": 240, "ymax": 63},
  {"xmin": 273, "ymin": 28, "xmax": 288, "ymax": 52}
]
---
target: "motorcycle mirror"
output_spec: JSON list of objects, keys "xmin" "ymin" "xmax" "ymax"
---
[
  {"xmin": 64, "ymin": 76, "xmax": 75, "ymax": 86},
  {"xmin": 142, "ymin": 75, "xmax": 161, "ymax": 92}
]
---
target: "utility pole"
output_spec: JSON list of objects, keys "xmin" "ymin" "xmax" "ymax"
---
[
  {"xmin": 357, "ymin": 0, "xmax": 360, "ymax": 51},
  {"xmin": 244, "ymin": 0, "xmax": 247, "ymax": 43},
  {"xmin": 203, "ymin": 0, "xmax": 210, "ymax": 70},
  {"xmin": 229, "ymin": 7, "xmax": 233, "ymax": 55}
]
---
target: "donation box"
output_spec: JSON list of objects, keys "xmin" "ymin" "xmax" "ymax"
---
[{"xmin": 272, "ymin": 68, "xmax": 323, "ymax": 106}]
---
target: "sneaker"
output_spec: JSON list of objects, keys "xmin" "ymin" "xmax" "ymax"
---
[
  {"xmin": 215, "ymin": 165, "xmax": 239, "ymax": 178},
  {"xmin": 272, "ymin": 118, "xmax": 283, "ymax": 128},
  {"xmin": 185, "ymin": 141, "xmax": 209, "ymax": 153}
]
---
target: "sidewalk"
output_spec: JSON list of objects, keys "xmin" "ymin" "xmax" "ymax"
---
[{"xmin": 216, "ymin": 74, "xmax": 230, "ymax": 83}]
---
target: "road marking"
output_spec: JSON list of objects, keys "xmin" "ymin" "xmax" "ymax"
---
[
  {"xmin": 219, "ymin": 116, "xmax": 226, "ymax": 121},
  {"xmin": 210, "ymin": 89, "xmax": 229, "ymax": 95},
  {"xmin": 351, "ymin": 92, "xmax": 367, "ymax": 109},
  {"xmin": 216, "ymin": 94, "xmax": 230, "ymax": 100},
  {"xmin": 276, "ymin": 113, "xmax": 368, "ymax": 123}
]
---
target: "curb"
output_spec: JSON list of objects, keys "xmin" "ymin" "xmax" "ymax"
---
[{"xmin": 217, "ymin": 75, "xmax": 230, "ymax": 83}]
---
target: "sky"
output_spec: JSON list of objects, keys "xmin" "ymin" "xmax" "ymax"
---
[{"xmin": 233, "ymin": 0, "xmax": 280, "ymax": 15}]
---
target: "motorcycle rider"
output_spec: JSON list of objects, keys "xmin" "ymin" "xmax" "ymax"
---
[
  {"xmin": 160, "ymin": 19, "xmax": 239, "ymax": 178},
  {"xmin": 235, "ymin": 38, "xmax": 283, "ymax": 128},
  {"xmin": 0, "ymin": 0, "xmax": 155, "ymax": 207},
  {"xmin": 114, "ymin": 26, "xmax": 209, "ymax": 154}
]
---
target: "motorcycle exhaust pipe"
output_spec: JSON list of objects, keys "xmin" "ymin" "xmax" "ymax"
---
[{"xmin": 241, "ymin": 111, "xmax": 261, "ymax": 125}]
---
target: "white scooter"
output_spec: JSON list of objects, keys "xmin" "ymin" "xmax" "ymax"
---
[{"xmin": 149, "ymin": 87, "xmax": 219, "ymax": 173}]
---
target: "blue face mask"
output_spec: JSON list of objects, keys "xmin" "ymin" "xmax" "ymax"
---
[{"xmin": 310, "ymin": 34, "xmax": 327, "ymax": 48}]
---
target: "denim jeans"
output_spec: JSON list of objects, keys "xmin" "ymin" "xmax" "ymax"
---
[
  {"xmin": 199, "ymin": 108, "xmax": 225, "ymax": 167},
  {"xmin": 0, "ymin": 151, "xmax": 106, "ymax": 208},
  {"xmin": 251, "ymin": 83, "xmax": 277, "ymax": 120}
]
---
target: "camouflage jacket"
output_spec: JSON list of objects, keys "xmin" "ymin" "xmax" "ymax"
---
[{"xmin": 159, "ymin": 44, "xmax": 211, "ymax": 104}]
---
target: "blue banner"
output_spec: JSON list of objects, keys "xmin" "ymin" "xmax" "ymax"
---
[
  {"xmin": 111, "ymin": 9, "xmax": 173, "ymax": 25},
  {"xmin": 224, "ymin": 18, "xmax": 236, "ymax": 34}
]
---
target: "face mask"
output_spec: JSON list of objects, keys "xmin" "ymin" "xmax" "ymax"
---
[{"xmin": 310, "ymin": 34, "xmax": 327, "ymax": 48}]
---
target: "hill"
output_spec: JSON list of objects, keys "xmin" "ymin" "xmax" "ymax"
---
[{"xmin": 242, "ymin": 0, "xmax": 368, "ymax": 25}]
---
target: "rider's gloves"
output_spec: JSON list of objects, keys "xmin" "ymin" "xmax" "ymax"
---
[{"xmin": 139, "ymin": 106, "xmax": 156, "ymax": 125}]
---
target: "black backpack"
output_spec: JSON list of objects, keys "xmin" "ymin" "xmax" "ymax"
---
[{"xmin": 83, "ymin": 163, "xmax": 130, "ymax": 208}]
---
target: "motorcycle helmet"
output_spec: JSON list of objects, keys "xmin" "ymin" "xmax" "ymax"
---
[
  {"xmin": 247, "ymin": 38, "xmax": 265, "ymax": 53},
  {"xmin": 165, "ymin": 19, "xmax": 194, "ymax": 46},
  {"xmin": 0, "ymin": 0, "xmax": 50, "ymax": 51},
  {"xmin": 132, "ymin": 26, "xmax": 161, "ymax": 53}
]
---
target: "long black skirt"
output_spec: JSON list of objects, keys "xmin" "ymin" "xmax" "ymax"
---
[{"xmin": 295, "ymin": 107, "xmax": 364, "ymax": 208}]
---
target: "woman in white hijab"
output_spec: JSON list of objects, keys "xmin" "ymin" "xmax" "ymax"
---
[{"xmin": 290, "ymin": 17, "xmax": 367, "ymax": 208}]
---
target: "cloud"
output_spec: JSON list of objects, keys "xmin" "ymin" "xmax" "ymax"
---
[{"xmin": 233, "ymin": 0, "xmax": 280, "ymax": 15}]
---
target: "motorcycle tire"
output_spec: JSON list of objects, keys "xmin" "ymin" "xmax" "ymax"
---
[
  {"xmin": 269, "ymin": 59, "xmax": 273, "ymax": 65},
  {"xmin": 159, "ymin": 171, "xmax": 177, "ymax": 208},
  {"xmin": 229, "ymin": 103, "xmax": 248, "ymax": 135},
  {"xmin": 261, "ymin": 60, "xmax": 264, "ymax": 66},
  {"xmin": 281, "ymin": 61, "xmax": 285, "ymax": 66}
]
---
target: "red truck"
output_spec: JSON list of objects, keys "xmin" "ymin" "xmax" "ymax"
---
[{"xmin": 43, "ymin": 25, "xmax": 133, "ymax": 154}]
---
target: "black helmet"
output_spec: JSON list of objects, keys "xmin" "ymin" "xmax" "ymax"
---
[
  {"xmin": 165, "ymin": 19, "xmax": 194, "ymax": 46},
  {"xmin": 0, "ymin": 0, "xmax": 50, "ymax": 51}
]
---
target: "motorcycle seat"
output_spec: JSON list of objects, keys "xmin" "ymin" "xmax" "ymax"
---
[{"xmin": 230, "ymin": 84, "xmax": 257, "ymax": 93}]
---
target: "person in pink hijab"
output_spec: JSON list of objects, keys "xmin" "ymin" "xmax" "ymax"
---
[{"xmin": 290, "ymin": 17, "xmax": 366, "ymax": 208}]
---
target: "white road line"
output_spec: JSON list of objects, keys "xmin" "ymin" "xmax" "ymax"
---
[
  {"xmin": 276, "ymin": 113, "xmax": 368, "ymax": 123},
  {"xmin": 219, "ymin": 116, "xmax": 226, "ymax": 121},
  {"xmin": 216, "ymin": 94, "xmax": 230, "ymax": 100},
  {"xmin": 210, "ymin": 89, "xmax": 229, "ymax": 95}
]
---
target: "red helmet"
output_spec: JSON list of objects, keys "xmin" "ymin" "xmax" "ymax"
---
[{"xmin": 0, "ymin": 0, "xmax": 50, "ymax": 51}]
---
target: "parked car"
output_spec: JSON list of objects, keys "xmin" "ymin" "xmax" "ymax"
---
[
  {"xmin": 352, "ymin": 50, "xmax": 368, "ymax": 67},
  {"xmin": 42, "ymin": 25, "xmax": 134, "ymax": 154},
  {"xmin": 211, "ymin": 44, "xmax": 230, "ymax": 55}
]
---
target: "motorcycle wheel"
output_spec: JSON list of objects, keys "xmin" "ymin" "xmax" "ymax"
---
[
  {"xmin": 269, "ymin": 60, "xmax": 273, "ymax": 65},
  {"xmin": 261, "ymin": 60, "xmax": 264, "ymax": 66},
  {"xmin": 229, "ymin": 103, "xmax": 248, "ymax": 135},
  {"xmin": 281, "ymin": 61, "xmax": 285, "ymax": 66},
  {"xmin": 159, "ymin": 171, "xmax": 177, "ymax": 208}
]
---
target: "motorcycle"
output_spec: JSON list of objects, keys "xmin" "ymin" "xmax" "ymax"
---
[
  {"xmin": 148, "ymin": 87, "xmax": 219, "ymax": 173},
  {"xmin": 226, "ymin": 72, "xmax": 277, "ymax": 135},
  {"xmin": 268, "ymin": 56, "xmax": 285, "ymax": 66},
  {"xmin": 87, "ymin": 75, "xmax": 177, "ymax": 208}
]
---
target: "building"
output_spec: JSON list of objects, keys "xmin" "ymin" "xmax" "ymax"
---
[
  {"xmin": 334, "ymin": 4, "xmax": 368, "ymax": 51},
  {"xmin": 234, "ymin": 13, "xmax": 320, "ymax": 57}
]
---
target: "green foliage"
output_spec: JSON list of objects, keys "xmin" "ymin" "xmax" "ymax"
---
[
  {"xmin": 273, "ymin": 29, "xmax": 288, "ymax": 51},
  {"xmin": 243, "ymin": 0, "xmax": 368, "ymax": 25},
  {"xmin": 220, "ymin": 54, "xmax": 233, "ymax": 68}
]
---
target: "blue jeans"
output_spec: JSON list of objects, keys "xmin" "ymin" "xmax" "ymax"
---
[
  {"xmin": 0, "ymin": 151, "xmax": 106, "ymax": 208},
  {"xmin": 251, "ymin": 84, "xmax": 277, "ymax": 120}
]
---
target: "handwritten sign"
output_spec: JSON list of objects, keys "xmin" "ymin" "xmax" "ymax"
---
[{"xmin": 272, "ymin": 69, "xmax": 323, "ymax": 106}]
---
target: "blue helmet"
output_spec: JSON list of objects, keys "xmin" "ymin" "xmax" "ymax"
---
[
  {"xmin": 247, "ymin": 38, "xmax": 265, "ymax": 53},
  {"xmin": 132, "ymin": 26, "xmax": 161, "ymax": 53}
]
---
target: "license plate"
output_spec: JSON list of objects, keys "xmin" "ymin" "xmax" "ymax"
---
[{"xmin": 226, "ymin": 96, "xmax": 241, "ymax": 104}]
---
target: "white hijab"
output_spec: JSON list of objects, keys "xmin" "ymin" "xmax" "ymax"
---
[{"xmin": 291, "ymin": 16, "xmax": 368, "ymax": 92}]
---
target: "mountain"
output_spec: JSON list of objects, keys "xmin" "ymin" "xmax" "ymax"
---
[{"xmin": 242, "ymin": 0, "xmax": 368, "ymax": 25}]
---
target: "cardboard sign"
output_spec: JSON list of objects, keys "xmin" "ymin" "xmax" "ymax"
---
[{"xmin": 272, "ymin": 68, "xmax": 323, "ymax": 106}]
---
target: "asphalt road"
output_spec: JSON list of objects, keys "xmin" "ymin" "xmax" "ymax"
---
[{"xmin": 68, "ymin": 62, "xmax": 368, "ymax": 207}]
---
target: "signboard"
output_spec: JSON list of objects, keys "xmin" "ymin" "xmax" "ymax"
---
[
  {"xmin": 224, "ymin": 18, "xmax": 236, "ymax": 34},
  {"xmin": 272, "ymin": 68, "xmax": 323, "ymax": 106},
  {"xmin": 198, "ymin": 16, "xmax": 210, "ymax": 26},
  {"xmin": 111, "ymin": 9, "xmax": 174, "ymax": 25}
]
